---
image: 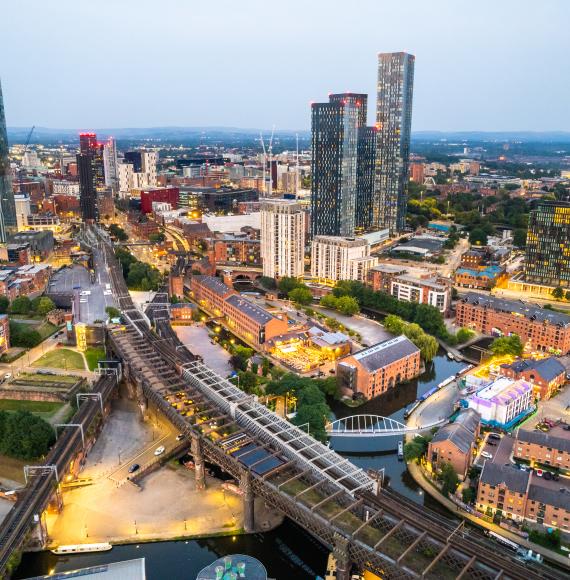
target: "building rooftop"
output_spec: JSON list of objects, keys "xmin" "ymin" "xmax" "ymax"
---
[
  {"xmin": 393, "ymin": 274, "xmax": 448, "ymax": 291},
  {"xmin": 501, "ymin": 357, "xmax": 565, "ymax": 383},
  {"xmin": 472, "ymin": 377, "xmax": 531, "ymax": 407},
  {"xmin": 431, "ymin": 422, "xmax": 475, "ymax": 454},
  {"xmin": 456, "ymin": 265, "xmax": 504, "ymax": 279},
  {"xmin": 225, "ymin": 294, "xmax": 277, "ymax": 325},
  {"xmin": 516, "ymin": 428, "xmax": 570, "ymax": 454},
  {"xmin": 312, "ymin": 235, "xmax": 368, "ymax": 248},
  {"xmin": 348, "ymin": 335, "xmax": 420, "ymax": 372},
  {"xmin": 453, "ymin": 408, "xmax": 481, "ymax": 435},
  {"xmin": 192, "ymin": 275, "xmax": 233, "ymax": 297},
  {"xmin": 307, "ymin": 326, "xmax": 350, "ymax": 347},
  {"xmin": 27, "ymin": 558, "xmax": 146, "ymax": 580},
  {"xmin": 528, "ymin": 483, "xmax": 570, "ymax": 512},
  {"xmin": 459, "ymin": 293, "xmax": 570, "ymax": 327},
  {"xmin": 370, "ymin": 264, "xmax": 408, "ymax": 274},
  {"xmin": 393, "ymin": 235, "xmax": 444, "ymax": 254},
  {"xmin": 480, "ymin": 462, "xmax": 530, "ymax": 494}
]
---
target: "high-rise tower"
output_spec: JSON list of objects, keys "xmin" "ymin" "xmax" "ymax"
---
[
  {"xmin": 0, "ymin": 80, "xmax": 16, "ymax": 243},
  {"xmin": 373, "ymin": 52, "xmax": 415, "ymax": 234},
  {"xmin": 77, "ymin": 132, "xmax": 104, "ymax": 222},
  {"xmin": 310, "ymin": 94, "xmax": 359, "ymax": 237}
]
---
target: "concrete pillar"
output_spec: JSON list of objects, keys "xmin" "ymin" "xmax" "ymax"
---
[
  {"xmin": 333, "ymin": 533, "xmax": 352, "ymax": 580},
  {"xmin": 241, "ymin": 471, "xmax": 255, "ymax": 533},
  {"xmin": 135, "ymin": 383, "xmax": 148, "ymax": 417},
  {"xmin": 191, "ymin": 433, "xmax": 206, "ymax": 490}
]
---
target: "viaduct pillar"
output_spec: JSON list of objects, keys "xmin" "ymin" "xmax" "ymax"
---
[
  {"xmin": 191, "ymin": 433, "xmax": 206, "ymax": 490},
  {"xmin": 241, "ymin": 471, "xmax": 255, "ymax": 533},
  {"xmin": 333, "ymin": 533, "xmax": 352, "ymax": 580}
]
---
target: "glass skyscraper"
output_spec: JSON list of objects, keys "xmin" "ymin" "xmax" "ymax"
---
[
  {"xmin": 310, "ymin": 94, "xmax": 359, "ymax": 237},
  {"xmin": 373, "ymin": 52, "xmax": 415, "ymax": 234},
  {"xmin": 0, "ymin": 80, "xmax": 16, "ymax": 243},
  {"xmin": 77, "ymin": 132, "xmax": 104, "ymax": 222},
  {"xmin": 525, "ymin": 201, "xmax": 570, "ymax": 287}
]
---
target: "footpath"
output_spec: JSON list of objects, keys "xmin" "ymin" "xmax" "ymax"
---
[{"xmin": 405, "ymin": 393, "xmax": 570, "ymax": 569}]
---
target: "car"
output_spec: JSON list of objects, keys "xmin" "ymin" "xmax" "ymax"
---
[
  {"xmin": 79, "ymin": 299, "xmax": 88, "ymax": 303},
  {"xmin": 176, "ymin": 434, "xmax": 184, "ymax": 441},
  {"xmin": 544, "ymin": 471, "xmax": 553, "ymax": 480},
  {"xmin": 487, "ymin": 441, "xmax": 497, "ymax": 446},
  {"xmin": 535, "ymin": 469, "xmax": 544, "ymax": 477},
  {"xmin": 3, "ymin": 373, "xmax": 11, "ymax": 381},
  {"xmin": 481, "ymin": 451, "xmax": 493, "ymax": 459},
  {"xmin": 154, "ymin": 446, "xmax": 165, "ymax": 456},
  {"xmin": 488, "ymin": 433, "xmax": 501, "ymax": 440},
  {"xmin": 563, "ymin": 425, "xmax": 570, "ymax": 431},
  {"xmin": 128, "ymin": 463, "xmax": 140, "ymax": 473}
]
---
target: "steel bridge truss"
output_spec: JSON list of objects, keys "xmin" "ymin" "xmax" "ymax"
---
[{"xmin": 326, "ymin": 415, "xmax": 446, "ymax": 437}]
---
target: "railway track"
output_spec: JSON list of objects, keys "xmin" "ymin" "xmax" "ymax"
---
[{"xmin": 0, "ymin": 375, "xmax": 116, "ymax": 574}]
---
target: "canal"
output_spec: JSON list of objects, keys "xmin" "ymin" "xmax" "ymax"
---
[{"xmin": 15, "ymin": 350, "xmax": 465, "ymax": 579}]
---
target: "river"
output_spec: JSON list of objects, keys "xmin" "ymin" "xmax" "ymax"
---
[{"xmin": 15, "ymin": 352, "xmax": 464, "ymax": 579}]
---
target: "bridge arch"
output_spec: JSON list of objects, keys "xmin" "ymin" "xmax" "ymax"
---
[{"xmin": 326, "ymin": 415, "xmax": 445, "ymax": 437}]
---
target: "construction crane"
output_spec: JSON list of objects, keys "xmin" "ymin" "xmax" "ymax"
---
[
  {"xmin": 259, "ymin": 125, "xmax": 275, "ymax": 197},
  {"xmin": 18, "ymin": 125, "xmax": 35, "ymax": 192}
]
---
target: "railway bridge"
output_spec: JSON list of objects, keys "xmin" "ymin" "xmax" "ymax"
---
[{"xmin": 98, "ymin": 232, "xmax": 553, "ymax": 580}]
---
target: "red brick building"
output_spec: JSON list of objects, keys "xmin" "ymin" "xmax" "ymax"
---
[
  {"xmin": 207, "ymin": 235, "xmax": 261, "ymax": 266},
  {"xmin": 427, "ymin": 409, "xmax": 480, "ymax": 479},
  {"xmin": 336, "ymin": 336, "xmax": 421, "ymax": 399},
  {"xmin": 455, "ymin": 293, "xmax": 570, "ymax": 354},
  {"xmin": 513, "ymin": 428, "xmax": 570, "ymax": 470},
  {"xmin": 140, "ymin": 186, "xmax": 180, "ymax": 214},
  {"xmin": 499, "ymin": 357, "xmax": 565, "ymax": 400}
]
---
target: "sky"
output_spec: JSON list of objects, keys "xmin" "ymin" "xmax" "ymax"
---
[{"xmin": 1, "ymin": 0, "xmax": 569, "ymax": 132}]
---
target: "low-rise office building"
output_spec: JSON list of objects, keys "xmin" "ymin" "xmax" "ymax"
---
[
  {"xmin": 454, "ymin": 265, "xmax": 505, "ymax": 290},
  {"xmin": 427, "ymin": 409, "xmax": 481, "ymax": 478},
  {"xmin": 468, "ymin": 377, "xmax": 533, "ymax": 429},
  {"xmin": 367, "ymin": 264, "xmax": 408, "ymax": 293},
  {"xmin": 514, "ymin": 428, "xmax": 570, "ymax": 470},
  {"xmin": 390, "ymin": 274, "xmax": 451, "ymax": 314},
  {"xmin": 336, "ymin": 335, "xmax": 421, "ymax": 399},
  {"xmin": 455, "ymin": 293, "xmax": 570, "ymax": 354},
  {"xmin": 499, "ymin": 357, "xmax": 565, "ymax": 401}
]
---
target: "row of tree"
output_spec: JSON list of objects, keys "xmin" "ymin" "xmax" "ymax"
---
[
  {"xmin": 383, "ymin": 314, "xmax": 439, "ymax": 362},
  {"xmin": 0, "ymin": 295, "xmax": 55, "ymax": 317},
  {"xmin": 115, "ymin": 248, "xmax": 162, "ymax": 291},
  {"xmin": 320, "ymin": 293, "xmax": 360, "ymax": 316}
]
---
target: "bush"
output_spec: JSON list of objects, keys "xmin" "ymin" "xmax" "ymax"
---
[
  {"xmin": 105, "ymin": 306, "xmax": 121, "ymax": 319},
  {"xmin": 490, "ymin": 334, "xmax": 523, "ymax": 357},
  {"xmin": 462, "ymin": 487, "xmax": 476, "ymax": 505},
  {"xmin": 439, "ymin": 462, "xmax": 459, "ymax": 497},
  {"xmin": 9, "ymin": 296, "xmax": 32, "ymax": 315},
  {"xmin": 456, "ymin": 327, "xmax": 475, "ymax": 343},
  {"xmin": 9, "ymin": 322, "xmax": 42, "ymax": 348},
  {"xmin": 382, "ymin": 314, "xmax": 439, "ymax": 361},
  {"xmin": 0, "ymin": 410, "xmax": 55, "ymax": 459},
  {"xmin": 34, "ymin": 297, "xmax": 55, "ymax": 316},
  {"xmin": 404, "ymin": 435, "xmax": 431, "ymax": 461},
  {"xmin": 259, "ymin": 276, "xmax": 277, "ymax": 290},
  {"xmin": 278, "ymin": 277, "xmax": 303, "ymax": 294}
]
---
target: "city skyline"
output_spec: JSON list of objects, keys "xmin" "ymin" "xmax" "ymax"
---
[{"xmin": 1, "ymin": 0, "xmax": 569, "ymax": 131}]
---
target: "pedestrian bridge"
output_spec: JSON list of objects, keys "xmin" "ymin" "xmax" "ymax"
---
[{"xmin": 326, "ymin": 415, "xmax": 445, "ymax": 437}]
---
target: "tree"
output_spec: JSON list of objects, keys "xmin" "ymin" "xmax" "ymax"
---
[
  {"xmin": 552, "ymin": 286, "xmax": 564, "ymax": 300},
  {"xmin": 320, "ymin": 294, "xmax": 338, "ymax": 310},
  {"xmin": 456, "ymin": 327, "xmax": 475, "ymax": 343},
  {"xmin": 439, "ymin": 462, "xmax": 459, "ymax": 497},
  {"xmin": 278, "ymin": 277, "xmax": 302, "ymax": 294},
  {"xmin": 0, "ymin": 410, "xmax": 54, "ymax": 459},
  {"xmin": 490, "ymin": 334, "xmax": 523, "ymax": 357},
  {"xmin": 469, "ymin": 228, "xmax": 488, "ymax": 246},
  {"xmin": 404, "ymin": 435, "xmax": 431, "ymax": 462},
  {"xmin": 105, "ymin": 306, "xmax": 121, "ymax": 319},
  {"xmin": 34, "ymin": 297, "xmax": 55, "ymax": 316},
  {"xmin": 9, "ymin": 323, "xmax": 42, "ymax": 348},
  {"xmin": 565, "ymin": 291, "xmax": 570, "ymax": 302},
  {"xmin": 0, "ymin": 296, "xmax": 9, "ymax": 314},
  {"xmin": 149, "ymin": 232, "xmax": 166, "ymax": 244},
  {"xmin": 109, "ymin": 224, "xmax": 128, "ymax": 242},
  {"xmin": 259, "ymin": 276, "xmax": 277, "ymax": 290},
  {"xmin": 462, "ymin": 487, "xmax": 476, "ymax": 505},
  {"xmin": 512, "ymin": 228, "xmax": 527, "ymax": 248},
  {"xmin": 335, "ymin": 295, "xmax": 360, "ymax": 316},
  {"xmin": 230, "ymin": 345, "xmax": 254, "ymax": 371},
  {"xmin": 288, "ymin": 287, "xmax": 313, "ymax": 306},
  {"xmin": 383, "ymin": 314, "xmax": 406, "ymax": 335},
  {"xmin": 9, "ymin": 296, "xmax": 32, "ymax": 315}
]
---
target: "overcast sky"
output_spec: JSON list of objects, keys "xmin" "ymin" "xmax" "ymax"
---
[{"xmin": 1, "ymin": 0, "xmax": 568, "ymax": 131}]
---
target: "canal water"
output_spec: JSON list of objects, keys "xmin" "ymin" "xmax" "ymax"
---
[{"xmin": 15, "ymin": 353, "xmax": 464, "ymax": 579}]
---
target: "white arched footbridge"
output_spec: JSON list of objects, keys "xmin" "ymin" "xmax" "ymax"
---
[{"xmin": 326, "ymin": 415, "xmax": 446, "ymax": 437}]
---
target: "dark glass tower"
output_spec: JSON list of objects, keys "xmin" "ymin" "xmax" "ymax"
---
[
  {"xmin": 0, "ymin": 80, "xmax": 16, "ymax": 243},
  {"xmin": 374, "ymin": 52, "xmax": 415, "ymax": 234},
  {"xmin": 77, "ymin": 132, "xmax": 103, "ymax": 222},
  {"xmin": 525, "ymin": 201, "xmax": 570, "ymax": 287},
  {"xmin": 356, "ymin": 126, "xmax": 377, "ymax": 232},
  {"xmin": 310, "ymin": 94, "xmax": 359, "ymax": 237}
]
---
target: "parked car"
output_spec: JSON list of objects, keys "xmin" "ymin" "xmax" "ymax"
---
[
  {"xmin": 488, "ymin": 433, "xmax": 501, "ymax": 440},
  {"xmin": 544, "ymin": 471, "xmax": 553, "ymax": 480},
  {"xmin": 154, "ymin": 446, "xmax": 165, "ymax": 456},
  {"xmin": 128, "ymin": 463, "xmax": 140, "ymax": 473},
  {"xmin": 535, "ymin": 469, "xmax": 544, "ymax": 477},
  {"xmin": 481, "ymin": 451, "xmax": 493, "ymax": 459}
]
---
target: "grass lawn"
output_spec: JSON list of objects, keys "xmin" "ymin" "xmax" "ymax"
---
[
  {"xmin": 84, "ymin": 346, "xmax": 106, "ymax": 371},
  {"xmin": 32, "ymin": 348, "xmax": 85, "ymax": 370},
  {"xmin": 17, "ymin": 372, "xmax": 80, "ymax": 385},
  {"xmin": 0, "ymin": 454, "xmax": 27, "ymax": 484}
]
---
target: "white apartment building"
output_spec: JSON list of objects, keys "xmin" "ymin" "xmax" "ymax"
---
[
  {"xmin": 468, "ymin": 377, "xmax": 533, "ymax": 428},
  {"xmin": 260, "ymin": 199, "xmax": 305, "ymax": 279},
  {"xmin": 52, "ymin": 180, "xmax": 80, "ymax": 195},
  {"xmin": 390, "ymin": 274, "xmax": 451, "ymax": 313},
  {"xmin": 14, "ymin": 194, "xmax": 31, "ymax": 231},
  {"xmin": 103, "ymin": 137, "xmax": 118, "ymax": 189},
  {"xmin": 118, "ymin": 150, "xmax": 158, "ymax": 197},
  {"xmin": 311, "ymin": 235, "xmax": 379, "ymax": 284}
]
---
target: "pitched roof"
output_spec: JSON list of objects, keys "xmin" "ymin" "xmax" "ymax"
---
[
  {"xmin": 349, "ymin": 335, "xmax": 420, "ymax": 372},
  {"xmin": 459, "ymin": 293, "xmax": 570, "ymax": 327},
  {"xmin": 501, "ymin": 357, "xmax": 565, "ymax": 383},
  {"xmin": 528, "ymin": 484, "xmax": 570, "ymax": 512},
  {"xmin": 225, "ymin": 294, "xmax": 276, "ymax": 325},
  {"xmin": 431, "ymin": 423, "xmax": 475, "ymax": 454},
  {"xmin": 453, "ymin": 408, "xmax": 480, "ymax": 435},
  {"xmin": 516, "ymin": 428, "xmax": 570, "ymax": 454},
  {"xmin": 192, "ymin": 275, "xmax": 233, "ymax": 297},
  {"xmin": 480, "ymin": 462, "xmax": 530, "ymax": 494}
]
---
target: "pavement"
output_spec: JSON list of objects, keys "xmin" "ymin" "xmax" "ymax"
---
[
  {"xmin": 173, "ymin": 325, "xmax": 232, "ymax": 376},
  {"xmin": 46, "ymin": 397, "xmax": 282, "ymax": 545},
  {"xmin": 474, "ymin": 432, "xmax": 515, "ymax": 468}
]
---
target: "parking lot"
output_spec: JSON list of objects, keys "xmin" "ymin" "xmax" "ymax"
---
[
  {"xmin": 475, "ymin": 432, "xmax": 515, "ymax": 468},
  {"xmin": 174, "ymin": 325, "xmax": 232, "ymax": 376}
]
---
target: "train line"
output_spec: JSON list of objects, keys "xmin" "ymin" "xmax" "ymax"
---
[{"xmin": 0, "ymin": 374, "xmax": 116, "ymax": 574}]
